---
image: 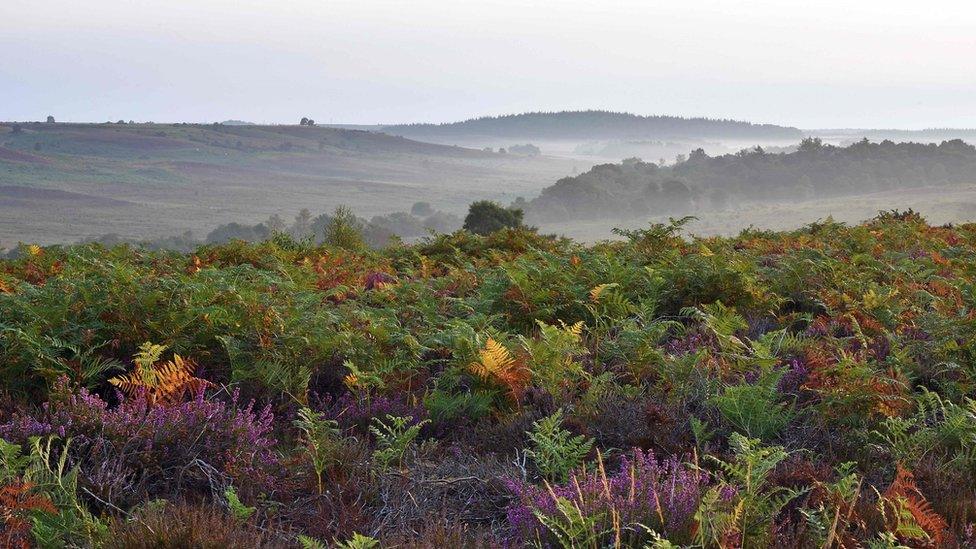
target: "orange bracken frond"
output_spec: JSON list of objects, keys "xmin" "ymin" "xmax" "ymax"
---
[
  {"xmin": 110, "ymin": 353, "xmax": 210, "ymax": 405},
  {"xmin": 883, "ymin": 465, "xmax": 949, "ymax": 545},
  {"xmin": 0, "ymin": 480, "xmax": 57, "ymax": 549}
]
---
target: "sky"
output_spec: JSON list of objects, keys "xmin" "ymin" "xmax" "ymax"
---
[{"xmin": 2, "ymin": 0, "xmax": 976, "ymax": 129}]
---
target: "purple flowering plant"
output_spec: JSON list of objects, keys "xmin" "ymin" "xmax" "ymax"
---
[{"xmin": 506, "ymin": 449, "xmax": 706, "ymax": 546}]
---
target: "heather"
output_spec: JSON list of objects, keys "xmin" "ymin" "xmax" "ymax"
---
[{"xmin": 1, "ymin": 211, "xmax": 976, "ymax": 546}]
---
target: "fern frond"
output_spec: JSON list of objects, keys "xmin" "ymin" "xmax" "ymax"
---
[
  {"xmin": 882, "ymin": 465, "xmax": 948, "ymax": 545},
  {"xmin": 589, "ymin": 283, "xmax": 619, "ymax": 302},
  {"xmin": 109, "ymin": 348, "xmax": 210, "ymax": 405}
]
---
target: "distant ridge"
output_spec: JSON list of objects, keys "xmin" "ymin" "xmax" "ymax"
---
[{"xmin": 382, "ymin": 110, "xmax": 802, "ymax": 140}]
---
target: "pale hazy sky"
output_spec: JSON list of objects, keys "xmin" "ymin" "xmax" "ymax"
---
[{"xmin": 3, "ymin": 0, "xmax": 975, "ymax": 129}]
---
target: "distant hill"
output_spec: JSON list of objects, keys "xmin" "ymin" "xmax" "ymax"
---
[
  {"xmin": 0, "ymin": 122, "xmax": 486, "ymax": 158},
  {"xmin": 221, "ymin": 119, "xmax": 256, "ymax": 126},
  {"xmin": 0, "ymin": 121, "xmax": 579, "ymax": 246},
  {"xmin": 383, "ymin": 110, "xmax": 803, "ymax": 141},
  {"xmin": 527, "ymin": 138, "xmax": 976, "ymax": 222}
]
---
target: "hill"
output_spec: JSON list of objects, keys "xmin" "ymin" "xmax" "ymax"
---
[
  {"xmin": 382, "ymin": 110, "xmax": 803, "ymax": 141},
  {"xmin": 527, "ymin": 138, "xmax": 976, "ymax": 222},
  {"xmin": 0, "ymin": 122, "xmax": 576, "ymax": 246}
]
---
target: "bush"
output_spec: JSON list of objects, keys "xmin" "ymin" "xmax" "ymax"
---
[
  {"xmin": 507, "ymin": 449, "xmax": 705, "ymax": 545},
  {"xmin": 462, "ymin": 201, "xmax": 524, "ymax": 235},
  {"xmin": 0, "ymin": 380, "xmax": 279, "ymax": 506}
]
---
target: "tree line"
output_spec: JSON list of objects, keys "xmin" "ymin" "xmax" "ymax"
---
[
  {"xmin": 383, "ymin": 110, "xmax": 802, "ymax": 140},
  {"xmin": 527, "ymin": 138, "xmax": 976, "ymax": 222}
]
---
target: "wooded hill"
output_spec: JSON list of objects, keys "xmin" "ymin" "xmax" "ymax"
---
[
  {"xmin": 383, "ymin": 110, "xmax": 803, "ymax": 141},
  {"xmin": 527, "ymin": 138, "xmax": 976, "ymax": 221}
]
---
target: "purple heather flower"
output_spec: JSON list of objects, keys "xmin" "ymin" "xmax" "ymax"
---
[{"xmin": 506, "ymin": 449, "xmax": 706, "ymax": 545}]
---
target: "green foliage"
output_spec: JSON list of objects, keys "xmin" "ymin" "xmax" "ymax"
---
[
  {"xmin": 873, "ymin": 389, "xmax": 976, "ymax": 473},
  {"xmin": 298, "ymin": 534, "xmax": 328, "ymax": 549},
  {"xmin": 223, "ymin": 486, "xmax": 255, "ymax": 522},
  {"xmin": 710, "ymin": 366, "xmax": 793, "ymax": 440},
  {"xmin": 369, "ymin": 414, "xmax": 429, "ymax": 471},
  {"xmin": 293, "ymin": 407, "xmax": 342, "ymax": 494},
  {"xmin": 21, "ymin": 437, "xmax": 107, "ymax": 548},
  {"xmin": 0, "ymin": 438, "xmax": 30, "ymax": 484},
  {"xmin": 696, "ymin": 434, "xmax": 806, "ymax": 548},
  {"xmin": 2, "ymin": 210, "xmax": 976, "ymax": 545},
  {"xmin": 520, "ymin": 320, "xmax": 586, "ymax": 396},
  {"xmin": 333, "ymin": 532, "xmax": 381, "ymax": 549},
  {"xmin": 525, "ymin": 410, "xmax": 594, "ymax": 483},
  {"xmin": 533, "ymin": 496, "xmax": 606, "ymax": 549},
  {"xmin": 800, "ymin": 462, "xmax": 863, "ymax": 548},
  {"xmin": 463, "ymin": 200, "xmax": 525, "ymax": 235}
]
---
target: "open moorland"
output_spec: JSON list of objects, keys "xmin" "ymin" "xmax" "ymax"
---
[
  {"xmin": 1, "ymin": 212, "xmax": 975, "ymax": 546},
  {"xmin": 0, "ymin": 122, "xmax": 577, "ymax": 247}
]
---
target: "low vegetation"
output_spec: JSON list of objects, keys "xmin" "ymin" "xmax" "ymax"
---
[{"xmin": 1, "ymin": 210, "xmax": 975, "ymax": 546}]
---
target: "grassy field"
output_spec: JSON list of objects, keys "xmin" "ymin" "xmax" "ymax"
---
[{"xmin": 0, "ymin": 123, "xmax": 577, "ymax": 247}]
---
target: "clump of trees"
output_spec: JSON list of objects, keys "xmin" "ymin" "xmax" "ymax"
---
[
  {"xmin": 507, "ymin": 143, "xmax": 541, "ymax": 156},
  {"xmin": 463, "ymin": 201, "xmax": 525, "ymax": 235},
  {"xmin": 299, "ymin": 117, "xmax": 316, "ymax": 126}
]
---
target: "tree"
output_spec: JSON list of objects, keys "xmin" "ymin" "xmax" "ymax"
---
[
  {"xmin": 410, "ymin": 202, "xmax": 434, "ymax": 217},
  {"xmin": 46, "ymin": 115, "xmax": 55, "ymax": 124},
  {"xmin": 462, "ymin": 200, "xmax": 524, "ymax": 235},
  {"xmin": 293, "ymin": 208, "xmax": 312, "ymax": 238},
  {"xmin": 798, "ymin": 137, "xmax": 824, "ymax": 153},
  {"xmin": 306, "ymin": 119, "xmax": 315, "ymax": 127},
  {"xmin": 300, "ymin": 117, "xmax": 309, "ymax": 126},
  {"xmin": 323, "ymin": 206, "xmax": 366, "ymax": 250},
  {"xmin": 265, "ymin": 214, "xmax": 286, "ymax": 234}
]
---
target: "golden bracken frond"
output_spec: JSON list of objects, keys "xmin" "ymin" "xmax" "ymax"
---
[
  {"xmin": 469, "ymin": 337, "xmax": 514, "ymax": 379},
  {"xmin": 468, "ymin": 337, "xmax": 529, "ymax": 402},
  {"xmin": 589, "ymin": 283, "xmax": 618, "ymax": 302},
  {"xmin": 560, "ymin": 320, "xmax": 584, "ymax": 338}
]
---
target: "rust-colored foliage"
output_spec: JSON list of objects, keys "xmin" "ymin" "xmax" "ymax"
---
[
  {"xmin": 883, "ymin": 465, "xmax": 949, "ymax": 546},
  {"xmin": 110, "ymin": 353, "xmax": 210, "ymax": 405},
  {"xmin": 0, "ymin": 480, "xmax": 57, "ymax": 549}
]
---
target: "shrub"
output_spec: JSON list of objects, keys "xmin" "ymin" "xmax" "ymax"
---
[
  {"xmin": 0, "ymin": 380, "xmax": 279, "ymax": 506},
  {"xmin": 463, "ymin": 201, "xmax": 525, "ymax": 235},
  {"xmin": 507, "ymin": 449, "xmax": 705, "ymax": 545}
]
